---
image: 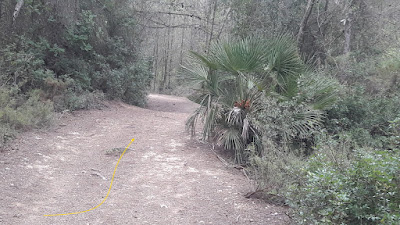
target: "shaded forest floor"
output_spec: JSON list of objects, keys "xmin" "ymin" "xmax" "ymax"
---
[{"xmin": 0, "ymin": 94, "xmax": 289, "ymax": 224}]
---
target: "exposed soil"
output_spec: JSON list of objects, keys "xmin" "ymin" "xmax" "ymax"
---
[{"xmin": 0, "ymin": 94, "xmax": 289, "ymax": 225}]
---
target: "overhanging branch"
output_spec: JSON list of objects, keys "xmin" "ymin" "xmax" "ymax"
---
[{"xmin": 134, "ymin": 10, "xmax": 203, "ymax": 20}]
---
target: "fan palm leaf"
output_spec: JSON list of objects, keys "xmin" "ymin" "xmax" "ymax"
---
[
  {"xmin": 207, "ymin": 38, "xmax": 269, "ymax": 74},
  {"xmin": 263, "ymin": 35, "xmax": 305, "ymax": 98},
  {"xmin": 289, "ymin": 109, "xmax": 324, "ymax": 139},
  {"xmin": 297, "ymin": 72, "xmax": 340, "ymax": 110}
]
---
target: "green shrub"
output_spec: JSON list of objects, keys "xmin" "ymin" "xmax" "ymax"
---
[
  {"xmin": 388, "ymin": 116, "xmax": 400, "ymax": 149},
  {"xmin": 0, "ymin": 89, "xmax": 53, "ymax": 129},
  {"xmin": 53, "ymin": 90, "xmax": 105, "ymax": 111},
  {"xmin": 325, "ymin": 88, "xmax": 400, "ymax": 148},
  {"xmin": 0, "ymin": 124, "xmax": 15, "ymax": 149},
  {"xmin": 286, "ymin": 148, "xmax": 400, "ymax": 224},
  {"xmin": 248, "ymin": 139, "xmax": 305, "ymax": 197},
  {"xmin": 252, "ymin": 95, "xmax": 324, "ymax": 155},
  {"xmin": 104, "ymin": 61, "xmax": 152, "ymax": 107},
  {"xmin": 376, "ymin": 49, "xmax": 400, "ymax": 94},
  {"xmin": 0, "ymin": 89, "xmax": 53, "ymax": 148}
]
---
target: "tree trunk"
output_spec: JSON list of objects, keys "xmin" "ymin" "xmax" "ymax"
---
[
  {"xmin": 162, "ymin": 48, "xmax": 168, "ymax": 92},
  {"xmin": 206, "ymin": 0, "xmax": 218, "ymax": 51},
  {"xmin": 12, "ymin": 0, "xmax": 24, "ymax": 22},
  {"xmin": 343, "ymin": 17, "xmax": 352, "ymax": 54},
  {"xmin": 189, "ymin": 16, "xmax": 194, "ymax": 51},
  {"xmin": 343, "ymin": 1, "xmax": 354, "ymax": 54},
  {"xmin": 153, "ymin": 29, "xmax": 159, "ymax": 92},
  {"xmin": 167, "ymin": 16, "xmax": 175, "ymax": 89},
  {"xmin": 179, "ymin": 27, "xmax": 185, "ymax": 65},
  {"xmin": 297, "ymin": 0, "xmax": 316, "ymax": 49},
  {"xmin": 161, "ymin": 15, "xmax": 172, "ymax": 91}
]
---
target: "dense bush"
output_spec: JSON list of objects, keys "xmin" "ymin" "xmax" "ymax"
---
[
  {"xmin": 247, "ymin": 138, "xmax": 305, "ymax": 197},
  {"xmin": 325, "ymin": 88, "xmax": 400, "ymax": 149},
  {"xmin": 252, "ymin": 96, "xmax": 323, "ymax": 154},
  {"xmin": 286, "ymin": 147, "xmax": 400, "ymax": 224},
  {"xmin": 105, "ymin": 62, "xmax": 152, "ymax": 107},
  {"xmin": 0, "ymin": 89, "xmax": 53, "ymax": 129},
  {"xmin": 0, "ymin": 89, "xmax": 53, "ymax": 148},
  {"xmin": 0, "ymin": 0, "xmax": 152, "ymax": 147},
  {"xmin": 53, "ymin": 90, "xmax": 105, "ymax": 112}
]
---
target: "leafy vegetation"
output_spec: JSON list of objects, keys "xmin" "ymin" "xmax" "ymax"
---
[
  {"xmin": 0, "ymin": 89, "xmax": 53, "ymax": 148},
  {"xmin": 184, "ymin": 33, "xmax": 400, "ymax": 223},
  {"xmin": 286, "ymin": 147, "xmax": 400, "ymax": 224},
  {"xmin": 0, "ymin": 0, "xmax": 151, "ymax": 148}
]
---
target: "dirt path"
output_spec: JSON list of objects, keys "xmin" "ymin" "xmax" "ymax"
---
[{"xmin": 0, "ymin": 94, "xmax": 288, "ymax": 225}]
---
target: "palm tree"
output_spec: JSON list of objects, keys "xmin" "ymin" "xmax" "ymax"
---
[{"xmin": 184, "ymin": 35, "xmax": 337, "ymax": 163}]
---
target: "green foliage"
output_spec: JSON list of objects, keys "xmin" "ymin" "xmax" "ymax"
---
[
  {"xmin": 0, "ymin": 88, "xmax": 53, "ymax": 148},
  {"xmin": 195, "ymin": 37, "xmax": 269, "ymax": 73},
  {"xmin": 286, "ymin": 147, "xmax": 400, "ymax": 225},
  {"xmin": 251, "ymin": 72, "xmax": 339, "ymax": 153},
  {"xmin": 1, "ymin": 0, "xmax": 150, "ymax": 103},
  {"xmin": 296, "ymin": 72, "xmax": 341, "ymax": 110},
  {"xmin": 325, "ymin": 88, "xmax": 400, "ymax": 148},
  {"xmin": 388, "ymin": 116, "xmax": 400, "ymax": 148},
  {"xmin": 324, "ymin": 51, "xmax": 400, "ymax": 96},
  {"xmin": 380, "ymin": 49, "xmax": 400, "ymax": 74},
  {"xmin": 66, "ymin": 10, "xmax": 97, "ymax": 53},
  {"xmin": 105, "ymin": 61, "xmax": 152, "ymax": 107},
  {"xmin": 248, "ymin": 139, "xmax": 305, "ymax": 196},
  {"xmin": 252, "ymin": 95, "xmax": 324, "ymax": 153},
  {"xmin": 0, "ymin": 123, "xmax": 15, "ymax": 150},
  {"xmin": 0, "ymin": 0, "xmax": 151, "ymax": 147},
  {"xmin": 53, "ymin": 90, "xmax": 105, "ymax": 112},
  {"xmin": 0, "ymin": 37, "xmax": 50, "ymax": 90},
  {"xmin": 263, "ymin": 36, "xmax": 305, "ymax": 98},
  {"xmin": 377, "ymin": 49, "xmax": 400, "ymax": 94},
  {"xmin": 0, "ymin": 89, "xmax": 53, "ymax": 129},
  {"xmin": 214, "ymin": 0, "xmax": 400, "ymax": 222}
]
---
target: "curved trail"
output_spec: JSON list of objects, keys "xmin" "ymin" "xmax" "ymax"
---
[
  {"xmin": 0, "ymin": 94, "xmax": 288, "ymax": 224},
  {"xmin": 43, "ymin": 139, "xmax": 135, "ymax": 217}
]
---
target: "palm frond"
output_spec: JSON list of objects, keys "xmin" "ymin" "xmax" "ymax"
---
[
  {"xmin": 266, "ymin": 35, "xmax": 305, "ymax": 77},
  {"xmin": 207, "ymin": 37, "xmax": 269, "ymax": 74},
  {"xmin": 242, "ymin": 117, "xmax": 250, "ymax": 140},
  {"xmin": 286, "ymin": 109, "xmax": 324, "ymax": 141},
  {"xmin": 217, "ymin": 127, "xmax": 245, "ymax": 163},
  {"xmin": 297, "ymin": 72, "xmax": 340, "ymax": 110},
  {"xmin": 188, "ymin": 51, "xmax": 219, "ymax": 70},
  {"xmin": 263, "ymin": 35, "xmax": 305, "ymax": 98},
  {"xmin": 227, "ymin": 107, "xmax": 245, "ymax": 126},
  {"xmin": 186, "ymin": 106, "xmax": 203, "ymax": 136}
]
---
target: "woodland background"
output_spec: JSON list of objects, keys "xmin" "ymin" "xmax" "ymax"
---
[{"xmin": 1, "ymin": 0, "xmax": 400, "ymax": 224}]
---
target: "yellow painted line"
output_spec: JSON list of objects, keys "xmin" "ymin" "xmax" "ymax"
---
[{"xmin": 44, "ymin": 138, "xmax": 135, "ymax": 217}]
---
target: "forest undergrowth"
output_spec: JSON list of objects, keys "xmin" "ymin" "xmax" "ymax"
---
[
  {"xmin": 0, "ymin": 0, "xmax": 151, "ymax": 149},
  {"xmin": 184, "ymin": 36, "xmax": 400, "ymax": 224}
]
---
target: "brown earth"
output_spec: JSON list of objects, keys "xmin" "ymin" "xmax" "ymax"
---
[{"xmin": 0, "ymin": 94, "xmax": 289, "ymax": 225}]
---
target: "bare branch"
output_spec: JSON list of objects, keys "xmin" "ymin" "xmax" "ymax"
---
[{"xmin": 134, "ymin": 10, "xmax": 203, "ymax": 20}]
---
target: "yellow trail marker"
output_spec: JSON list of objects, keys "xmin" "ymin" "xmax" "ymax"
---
[{"xmin": 44, "ymin": 138, "xmax": 135, "ymax": 217}]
